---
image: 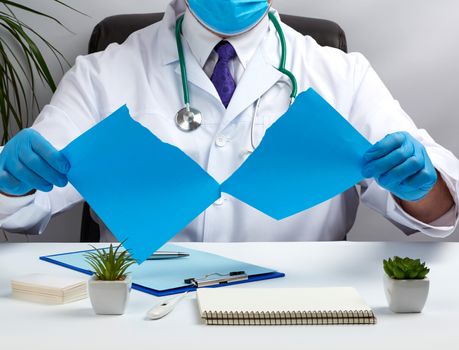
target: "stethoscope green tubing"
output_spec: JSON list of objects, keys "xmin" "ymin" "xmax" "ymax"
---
[
  {"xmin": 175, "ymin": 12, "xmax": 298, "ymax": 109},
  {"xmin": 268, "ymin": 12, "xmax": 298, "ymax": 100},
  {"xmin": 175, "ymin": 15, "xmax": 190, "ymax": 108}
]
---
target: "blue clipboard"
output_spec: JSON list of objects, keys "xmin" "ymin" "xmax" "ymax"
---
[{"xmin": 39, "ymin": 244, "xmax": 285, "ymax": 297}]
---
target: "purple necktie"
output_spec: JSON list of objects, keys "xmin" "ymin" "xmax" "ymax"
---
[{"xmin": 211, "ymin": 41, "xmax": 237, "ymax": 108}]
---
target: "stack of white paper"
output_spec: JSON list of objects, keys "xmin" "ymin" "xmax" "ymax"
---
[{"xmin": 11, "ymin": 273, "xmax": 88, "ymax": 304}]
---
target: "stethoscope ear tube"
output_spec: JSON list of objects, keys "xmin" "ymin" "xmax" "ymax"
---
[{"xmin": 268, "ymin": 12, "xmax": 298, "ymax": 100}]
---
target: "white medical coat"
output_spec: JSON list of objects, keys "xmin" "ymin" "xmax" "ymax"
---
[{"xmin": 1, "ymin": 0, "xmax": 458, "ymax": 241}]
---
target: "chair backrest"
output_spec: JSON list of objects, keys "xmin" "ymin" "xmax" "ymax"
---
[
  {"xmin": 81, "ymin": 13, "xmax": 348, "ymax": 242},
  {"xmin": 88, "ymin": 13, "xmax": 347, "ymax": 54}
]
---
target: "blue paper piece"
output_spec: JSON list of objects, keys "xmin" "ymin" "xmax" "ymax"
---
[
  {"xmin": 61, "ymin": 89, "xmax": 371, "ymax": 264},
  {"xmin": 221, "ymin": 88, "xmax": 372, "ymax": 220},
  {"xmin": 62, "ymin": 106, "xmax": 221, "ymax": 264},
  {"xmin": 41, "ymin": 244, "xmax": 276, "ymax": 292}
]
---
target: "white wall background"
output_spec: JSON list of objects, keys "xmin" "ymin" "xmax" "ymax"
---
[{"xmin": 2, "ymin": 0, "xmax": 458, "ymax": 243}]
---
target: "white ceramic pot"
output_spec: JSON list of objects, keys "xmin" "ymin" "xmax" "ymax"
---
[
  {"xmin": 88, "ymin": 276, "xmax": 132, "ymax": 315},
  {"xmin": 383, "ymin": 273, "xmax": 429, "ymax": 313}
]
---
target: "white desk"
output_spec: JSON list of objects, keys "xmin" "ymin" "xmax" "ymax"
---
[{"xmin": 0, "ymin": 242, "xmax": 457, "ymax": 350}]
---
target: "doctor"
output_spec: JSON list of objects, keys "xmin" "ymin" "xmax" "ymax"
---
[{"xmin": 0, "ymin": 0, "xmax": 458, "ymax": 242}]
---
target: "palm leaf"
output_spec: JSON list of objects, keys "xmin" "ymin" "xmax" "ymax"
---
[
  {"xmin": 0, "ymin": 42, "xmax": 27, "ymax": 120},
  {"xmin": 0, "ymin": 36, "xmax": 39, "ymax": 120},
  {"xmin": 1, "ymin": 17, "xmax": 56, "ymax": 90},
  {"xmin": 84, "ymin": 242, "xmax": 137, "ymax": 281},
  {"xmin": 0, "ymin": 0, "xmax": 85, "ymax": 143},
  {"xmin": 2, "ymin": 1, "xmax": 66, "ymax": 24},
  {"xmin": 0, "ymin": 62, "xmax": 22, "ymax": 128},
  {"xmin": 50, "ymin": 1, "xmax": 88, "ymax": 17},
  {"xmin": 0, "ymin": 43, "xmax": 30, "ymax": 120},
  {"xmin": 2, "ymin": 1, "xmax": 88, "ymax": 25},
  {"xmin": 2, "ymin": 6, "xmax": 70, "ymax": 69}
]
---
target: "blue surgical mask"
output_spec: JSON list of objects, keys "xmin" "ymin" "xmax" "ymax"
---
[{"xmin": 186, "ymin": 0, "xmax": 270, "ymax": 36}]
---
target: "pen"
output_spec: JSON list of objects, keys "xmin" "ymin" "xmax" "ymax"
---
[
  {"xmin": 115, "ymin": 251, "xmax": 190, "ymax": 260},
  {"xmin": 147, "ymin": 251, "xmax": 190, "ymax": 260}
]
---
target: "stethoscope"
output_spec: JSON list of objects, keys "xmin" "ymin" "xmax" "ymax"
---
[{"xmin": 175, "ymin": 12, "xmax": 298, "ymax": 136}]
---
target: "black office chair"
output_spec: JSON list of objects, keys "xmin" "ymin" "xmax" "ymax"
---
[{"xmin": 80, "ymin": 12, "xmax": 348, "ymax": 242}]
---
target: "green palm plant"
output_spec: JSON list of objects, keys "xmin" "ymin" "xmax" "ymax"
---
[
  {"xmin": 0, "ymin": 0, "xmax": 85, "ymax": 144},
  {"xmin": 84, "ymin": 243, "xmax": 137, "ymax": 281}
]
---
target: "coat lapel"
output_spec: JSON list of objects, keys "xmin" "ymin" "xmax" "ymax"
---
[
  {"xmin": 217, "ymin": 47, "xmax": 283, "ymax": 133},
  {"xmin": 161, "ymin": 7, "xmax": 221, "ymax": 104},
  {"xmin": 173, "ymin": 43, "xmax": 221, "ymax": 104}
]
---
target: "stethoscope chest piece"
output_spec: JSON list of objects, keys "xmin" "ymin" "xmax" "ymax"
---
[{"xmin": 175, "ymin": 106, "xmax": 202, "ymax": 132}]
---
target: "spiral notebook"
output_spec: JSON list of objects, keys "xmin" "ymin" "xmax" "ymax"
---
[{"xmin": 197, "ymin": 287, "xmax": 376, "ymax": 325}]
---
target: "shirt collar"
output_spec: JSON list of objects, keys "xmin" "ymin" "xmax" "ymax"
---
[
  {"xmin": 182, "ymin": 8, "xmax": 220, "ymax": 68},
  {"xmin": 182, "ymin": 7, "xmax": 270, "ymax": 69}
]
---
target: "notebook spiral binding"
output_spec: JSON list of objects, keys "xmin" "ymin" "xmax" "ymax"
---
[{"xmin": 202, "ymin": 310, "xmax": 377, "ymax": 325}]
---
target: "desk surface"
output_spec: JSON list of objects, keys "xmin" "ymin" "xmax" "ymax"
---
[{"xmin": 0, "ymin": 242, "xmax": 457, "ymax": 350}]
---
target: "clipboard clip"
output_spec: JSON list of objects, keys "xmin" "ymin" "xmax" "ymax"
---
[{"xmin": 184, "ymin": 271, "xmax": 248, "ymax": 288}]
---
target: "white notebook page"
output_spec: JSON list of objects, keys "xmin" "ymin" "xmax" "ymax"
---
[{"xmin": 197, "ymin": 287, "xmax": 372, "ymax": 314}]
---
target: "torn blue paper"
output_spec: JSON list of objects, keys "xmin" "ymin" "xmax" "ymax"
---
[
  {"xmin": 61, "ymin": 89, "xmax": 371, "ymax": 264},
  {"xmin": 221, "ymin": 88, "xmax": 372, "ymax": 219},
  {"xmin": 61, "ymin": 106, "xmax": 221, "ymax": 263}
]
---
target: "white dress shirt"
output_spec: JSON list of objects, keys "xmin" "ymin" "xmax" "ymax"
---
[{"xmin": 182, "ymin": 8, "xmax": 269, "ymax": 83}]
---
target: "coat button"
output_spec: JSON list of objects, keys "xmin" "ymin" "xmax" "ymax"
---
[{"xmin": 215, "ymin": 135, "xmax": 227, "ymax": 147}]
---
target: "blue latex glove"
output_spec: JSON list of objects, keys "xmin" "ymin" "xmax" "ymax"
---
[
  {"xmin": 362, "ymin": 131, "xmax": 437, "ymax": 201},
  {"xmin": 0, "ymin": 129, "xmax": 70, "ymax": 196}
]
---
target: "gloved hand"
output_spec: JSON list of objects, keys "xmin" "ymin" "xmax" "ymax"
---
[
  {"xmin": 0, "ymin": 129, "xmax": 70, "ymax": 196},
  {"xmin": 362, "ymin": 131, "xmax": 437, "ymax": 202}
]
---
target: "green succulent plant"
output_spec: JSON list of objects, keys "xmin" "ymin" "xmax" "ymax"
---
[
  {"xmin": 84, "ymin": 243, "xmax": 136, "ymax": 281},
  {"xmin": 383, "ymin": 256, "xmax": 430, "ymax": 280}
]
